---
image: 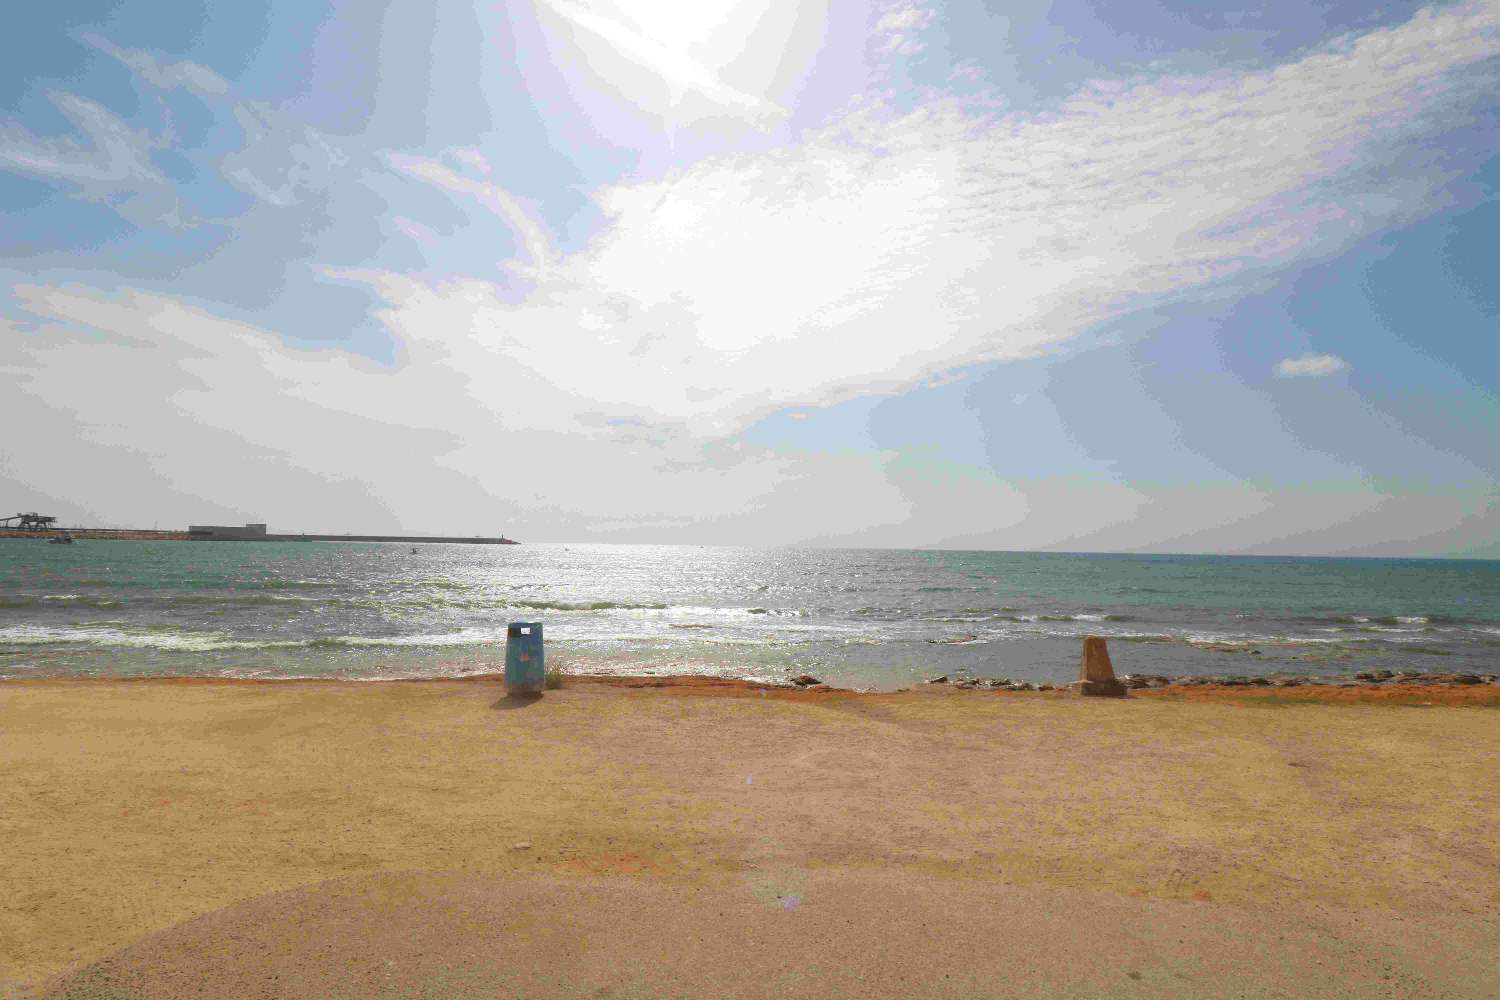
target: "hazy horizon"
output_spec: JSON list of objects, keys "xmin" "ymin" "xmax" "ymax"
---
[
  {"xmin": 4, "ymin": 1, "xmax": 1498, "ymax": 557},
  {"xmin": 12, "ymin": 519, "xmax": 1500, "ymax": 561}
]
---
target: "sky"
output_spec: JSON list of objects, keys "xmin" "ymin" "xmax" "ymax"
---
[{"xmin": 1, "ymin": 0, "xmax": 1497, "ymax": 555}]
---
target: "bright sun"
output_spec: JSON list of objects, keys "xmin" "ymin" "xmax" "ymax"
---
[
  {"xmin": 607, "ymin": 0, "xmax": 750, "ymax": 67},
  {"xmin": 534, "ymin": 0, "xmax": 820, "ymax": 131}
]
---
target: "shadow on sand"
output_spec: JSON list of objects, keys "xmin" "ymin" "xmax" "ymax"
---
[{"xmin": 493, "ymin": 692, "xmax": 543, "ymax": 710}]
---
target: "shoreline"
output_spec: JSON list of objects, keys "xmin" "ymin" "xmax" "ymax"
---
[{"xmin": 5, "ymin": 670, "xmax": 1499, "ymax": 705}]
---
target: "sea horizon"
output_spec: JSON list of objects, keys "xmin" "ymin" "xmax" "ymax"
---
[{"xmin": 12, "ymin": 523, "xmax": 1500, "ymax": 561}]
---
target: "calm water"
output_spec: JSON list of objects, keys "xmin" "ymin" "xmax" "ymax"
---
[{"xmin": 2, "ymin": 541, "xmax": 1497, "ymax": 689}]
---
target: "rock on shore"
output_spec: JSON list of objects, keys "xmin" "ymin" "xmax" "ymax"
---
[{"xmin": 926, "ymin": 670, "xmax": 1499, "ymax": 690}]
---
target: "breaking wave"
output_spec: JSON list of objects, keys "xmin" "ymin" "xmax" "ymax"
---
[{"xmin": 0, "ymin": 624, "xmax": 506, "ymax": 653}]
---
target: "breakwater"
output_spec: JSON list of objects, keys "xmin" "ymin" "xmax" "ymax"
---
[
  {"xmin": 186, "ymin": 523, "xmax": 517, "ymax": 544},
  {"xmin": 257, "ymin": 533, "xmax": 517, "ymax": 545},
  {"xmin": 0, "ymin": 528, "xmax": 517, "ymax": 544},
  {"xmin": 0, "ymin": 529, "xmax": 189, "ymax": 541}
]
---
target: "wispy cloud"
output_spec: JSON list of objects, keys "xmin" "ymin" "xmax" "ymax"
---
[
  {"xmin": 1, "ymin": 35, "xmax": 347, "ymax": 223},
  {"xmin": 447, "ymin": 147, "xmax": 492, "ymax": 176},
  {"xmin": 221, "ymin": 102, "xmax": 347, "ymax": 208},
  {"xmin": 387, "ymin": 154, "xmax": 556, "ymax": 277},
  {"xmin": 1276, "ymin": 353, "xmax": 1350, "ymax": 377},
  {"xmin": 0, "ymin": 92, "xmax": 182, "ymax": 227},
  {"xmin": 81, "ymin": 33, "xmax": 230, "ymax": 97},
  {"xmin": 393, "ymin": 216, "xmax": 438, "ymax": 245}
]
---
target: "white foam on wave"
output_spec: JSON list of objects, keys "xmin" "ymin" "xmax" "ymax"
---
[
  {"xmin": 0, "ymin": 623, "xmax": 524, "ymax": 653},
  {"xmin": 0, "ymin": 624, "xmax": 306, "ymax": 652},
  {"xmin": 317, "ymin": 628, "xmax": 508, "ymax": 648}
]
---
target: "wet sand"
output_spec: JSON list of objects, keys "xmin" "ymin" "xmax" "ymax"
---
[{"xmin": 2, "ymin": 676, "xmax": 1498, "ymax": 998}]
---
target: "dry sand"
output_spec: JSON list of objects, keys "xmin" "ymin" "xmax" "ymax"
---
[{"xmin": 2, "ymin": 676, "xmax": 1498, "ymax": 998}]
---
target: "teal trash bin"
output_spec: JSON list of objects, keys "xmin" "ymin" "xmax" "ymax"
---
[{"xmin": 505, "ymin": 621, "xmax": 544, "ymax": 694}]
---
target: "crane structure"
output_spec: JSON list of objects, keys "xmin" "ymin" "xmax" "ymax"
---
[{"xmin": 2, "ymin": 512, "xmax": 58, "ymax": 531}]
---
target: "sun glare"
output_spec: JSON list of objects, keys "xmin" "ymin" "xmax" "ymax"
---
[
  {"xmin": 608, "ymin": 0, "xmax": 750, "ymax": 68},
  {"xmin": 534, "ymin": 0, "xmax": 818, "ymax": 133}
]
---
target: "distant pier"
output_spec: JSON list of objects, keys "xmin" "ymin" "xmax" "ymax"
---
[
  {"xmin": 0, "ymin": 517, "xmax": 518, "ymax": 544},
  {"xmin": 268, "ymin": 533, "xmax": 516, "ymax": 545},
  {"xmin": 189, "ymin": 524, "xmax": 519, "ymax": 544}
]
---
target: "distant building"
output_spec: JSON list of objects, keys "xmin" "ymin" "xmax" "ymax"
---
[{"xmin": 188, "ymin": 523, "xmax": 268, "ymax": 540}]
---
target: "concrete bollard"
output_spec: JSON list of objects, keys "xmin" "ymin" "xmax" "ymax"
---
[
  {"xmin": 1070, "ymin": 636, "xmax": 1127, "ymax": 697},
  {"xmin": 505, "ymin": 621, "xmax": 545, "ymax": 695}
]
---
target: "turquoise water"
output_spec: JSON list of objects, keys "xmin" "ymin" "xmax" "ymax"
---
[{"xmin": 2, "ymin": 541, "xmax": 1497, "ymax": 689}]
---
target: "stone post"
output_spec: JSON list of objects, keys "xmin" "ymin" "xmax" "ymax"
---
[{"xmin": 1070, "ymin": 636, "xmax": 1127, "ymax": 697}]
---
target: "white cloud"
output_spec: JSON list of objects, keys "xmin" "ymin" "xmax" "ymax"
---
[
  {"xmin": 363, "ymin": 0, "xmax": 1498, "ymax": 438},
  {"xmin": 874, "ymin": 0, "xmax": 937, "ymax": 56},
  {"xmin": 3, "ymin": 281, "xmax": 1492, "ymax": 549},
  {"xmin": 1276, "ymin": 353, "xmax": 1350, "ymax": 377},
  {"xmin": 0, "ymin": 283, "xmax": 917, "ymax": 539}
]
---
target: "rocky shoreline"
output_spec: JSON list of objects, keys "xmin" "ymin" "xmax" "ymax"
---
[{"xmin": 919, "ymin": 668, "xmax": 1500, "ymax": 692}]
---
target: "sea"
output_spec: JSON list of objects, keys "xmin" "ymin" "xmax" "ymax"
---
[{"xmin": 2, "ymin": 541, "xmax": 1497, "ymax": 690}]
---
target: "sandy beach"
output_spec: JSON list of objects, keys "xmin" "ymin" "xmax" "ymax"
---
[{"xmin": 3, "ymin": 675, "xmax": 1498, "ymax": 998}]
